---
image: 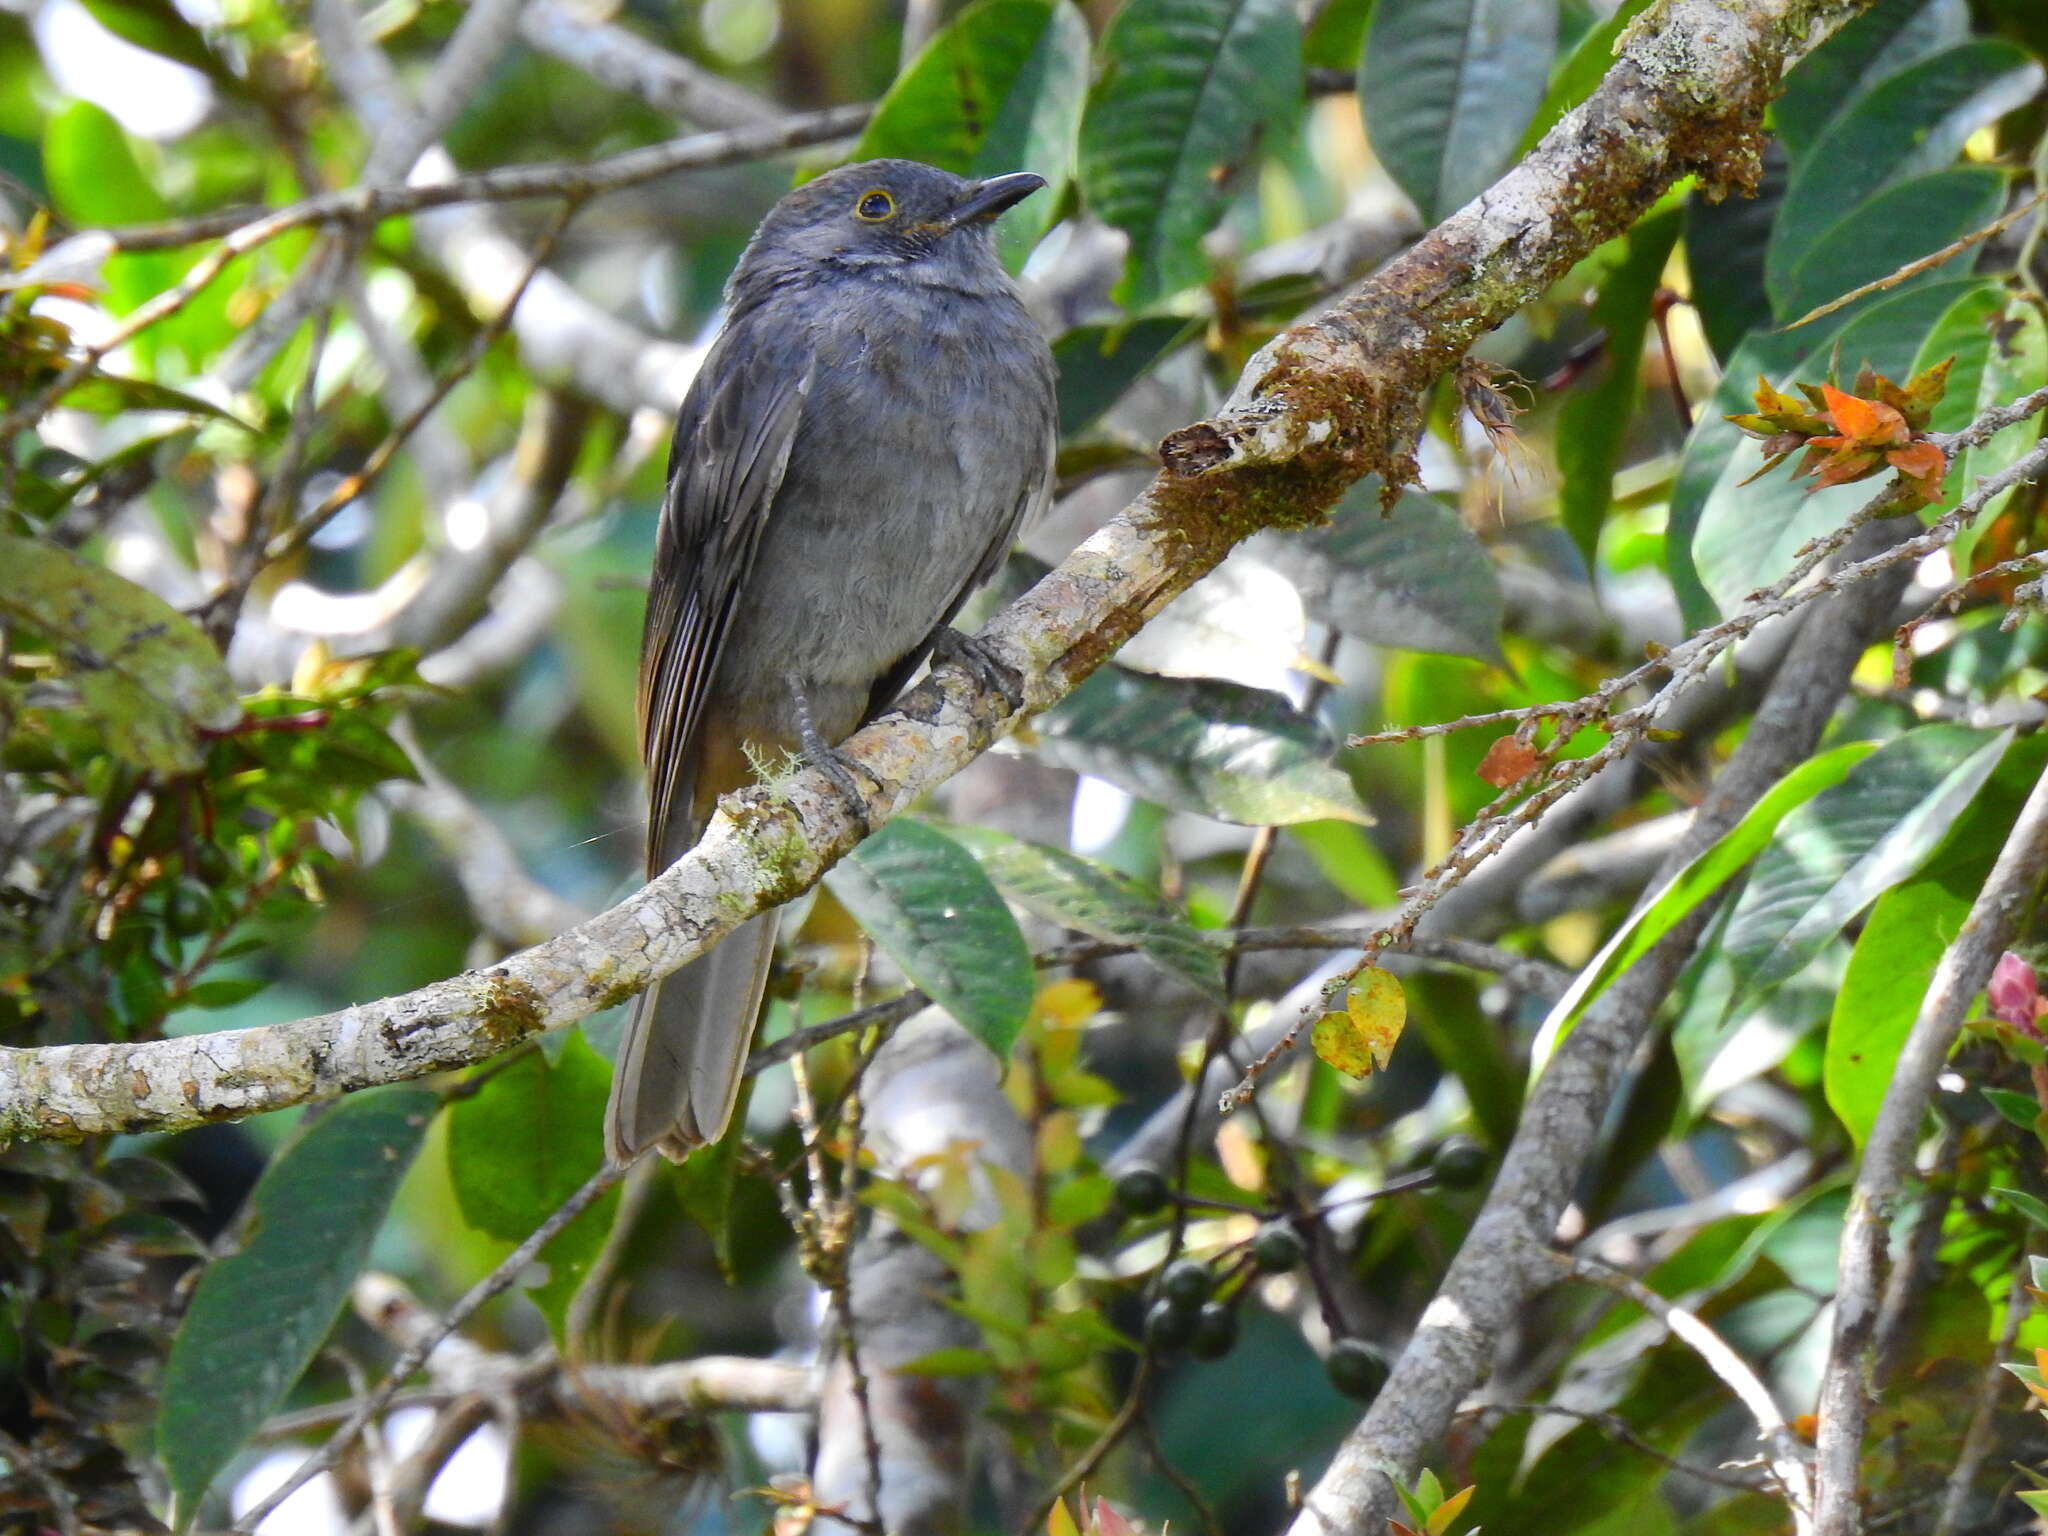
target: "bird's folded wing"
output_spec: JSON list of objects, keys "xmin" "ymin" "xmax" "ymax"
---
[{"xmin": 639, "ymin": 326, "xmax": 815, "ymax": 873}]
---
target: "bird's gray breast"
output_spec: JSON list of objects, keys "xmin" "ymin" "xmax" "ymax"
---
[{"xmin": 716, "ymin": 278, "xmax": 1053, "ymax": 742}]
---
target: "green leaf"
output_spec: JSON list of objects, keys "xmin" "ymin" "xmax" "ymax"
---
[
  {"xmin": 1684, "ymin": 277, "xmax": 1983, "ymax": 620},
  {"xmin": 1993, "ymin": 1186, "xmax": 2048, "ymax": 1231},
  {"xmin": 854, "ymin": 0, "xmax": 1090, "ymax": 270},
  {"xmin": 42, "ymin": 99, "xmax": 166, "ymax": 227},
  {"xmin": 157, "ymin": 1088, "xmax": 437, "ymax": 1519},
  {"xmin": 1773, "ymin": 0, "xmax": 1969, "ymax": 164},
  {"xmin": 58, "ymin": 370, "xmax": 256, "ymax": 428},
  {"xmin": 957, "ymin": 827, "xmax": 1226, "ymax": 998},
  {"xmin": 1917, "ymin": 288, "xmax": 2048, "ymax": 572},
  {"xmin": 77, "ymin": 0, "xmax": 242, "ymax": 91},
  {"xmin": 446, "ymin": 1032, "xmax": 616, "ymax": 1344},
  {"xmin": 1079, "ymin": 0, "xmax": 1304, "ymax": 308},
  {"xmin": 1774, "ymin": 165, "xmax": 2007, "ymax": 327},
  {"xmin": 1302, "ymin": 0, "xmax": 1373, "ymax": 70},
  {"xmin": 1359, "ymin": 0, "xmax": 1558, "ymax": 225},
  {"xmin": 1033, "ymin": 665, "xmax": 1372, "ymax": 825},
  {"xmin": 182, "ymin": 975, "xmax": 269, "ymax": 1010},
  {"xmin": 1764, "ymin": 40, "xmax": 2041, "ymax": 305},
  {"xmin": 1983, "ymin": 1088, "xmax": 2042, "ymax": 1131},
  {"xmin": 0, "ymin": 534, "xmax": 240, "ymax": 773},
  {"xmin": 1556, "ymin": 209, "xmax": 1680, "ymax": 568},
  {"xmin": 1718, "ymin": 725, "xmax": 2010, "ymax": 1019},
  {"xmin": 825, "ymin": 820, "xmax": 1035, "ymax": 1060},
  {"xmin": 1254, "ymin": 482, "xmax": 1503, "ymax": 663},
  {"xmin": 1052, "ymin": 316, "xmax": 1201, "ymax": 438},
  {"xmin": 1530, "ymin": 741, "xmax": 1879, "ymax": 1074},
  {"xmin": 1824, "ymin": 734, "xmax": 2048, "ymax": 1144},
  {"xmin": 671, "ymin": 1078, "xmax": 752, "ymax": 1282}
]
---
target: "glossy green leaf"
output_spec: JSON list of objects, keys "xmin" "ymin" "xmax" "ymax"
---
[
  {"xmin": 0, "ymin": 534, "xmax": 241, "ymax": 773},
  {"xmin": 57, "ymin": 370, "xmax": 254, "ymax": 426},
  {"xmin": 78, "ymin": 0, "xmax": 240, "ymax": 89},
  {"xmin": 41, "ymin": 99, "xmax": 166, "ymax": 227},
  {"xmin": 1764, "ymin": 40, "xmax": 2041, "ymax": 304},
  {"xmin": 825, "ymin": 819, "xmax": 1035, "ymax": 1059},
  {"xmin": 1557, "ymin": 209, "xmax": 1680, "ymax": 568},
  {"xmin": 157, "ymin": 1088, "xmax": 437, "ymax": 1519},
  {"xmin": 958, "ymin": 827, "xmax": 1226, "ymax": 998},
  {"xmin": 1718, "ymin": 726, "xmax": 2009, "ymax": 1019},
  {"xmin": 1824, "ymin": 734, "xmax": 2046, "ymax": 1145},
  {"xmin": 854, "ymin": 0, "xmax": 1090, "ymax": 269},
  {"xmin": 1773, "ymin": 0, "xmax": 1969, "ymax": 164},
  {"xmin": 1912, "ymin": 287, "xmax": 2048, "ymax": 571},
  {"xmin": 1033, "ymin": 665, "xmax": 1372, "ymax": 825},
  {"xmin": 1254, "ymin": 483, "xmax": 1503, "ymax": 663},
  {"xmin": 1302, "ymin": 0, "xmax": 1373, "ymax": 70},
  {"xmin": 1994, "ymin": 1186, "xmax": 2048, "ymax": 1230},
  {"xmin": 1530, "ymin": 741, "xmax": 1878, "ymax": 1075},
  {"xmin": 1052, "ymin": 316, "xmax": 1200, "ymax": 438},
  {"xmin": 1982, "ymin": 1088, "xmax": 2041, "ymax": 1131},
  {"xmin": 447, "ymin": 1030, "xmax": 617, "ymax": 1343},
  {"xmin": 1774, "ymin": 165, "xmax": 2006, "ymax": 327},
  {"xmin": 1079, "ymin": 0, "xmax": 1303, "ymax": 308},
  {"xmin": 1359, "ymin": 0, "xmax": 1558, "ymax": 224},
  {"xmin": 1684, "ymin": 277, "xmax": 1983, "ymax": 620}
]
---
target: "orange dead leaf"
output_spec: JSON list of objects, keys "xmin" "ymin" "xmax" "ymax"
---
[
  {"xmin": 1885, "ymin": 439, "xmax": 1948, "ymax": 505},
  {"xmin": 1475, "ymin": 734, "xmax": 1543, "ymax": 787},
  {"xmin": 1821, "ymin": 383, "xmax": 1908, "ymax": 446}
]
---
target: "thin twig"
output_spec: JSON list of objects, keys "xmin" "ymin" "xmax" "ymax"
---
[
  {"xmin": 1545, "ymin": 1249, "xmax": 1813, "ymax": 1528},
  {"xmin": 1785, "ymin": 189, "xmax": 2048, "ymax": 332},
  {"xmin": 0, "ymin": 1425, "xmax": 79, "ymax": 1536},
  {"xmin": 1460, "ymin": 1402, "xmax": 1767, "ymax": 1493},
  {"xmin": 232, "ymin": 1162, "xmax": 626, "ymax": 1533}
]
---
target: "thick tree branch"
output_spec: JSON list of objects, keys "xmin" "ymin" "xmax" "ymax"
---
[{"xmin": 0, "ymin": 0, "xmax": 1867, "ymax": 1148}]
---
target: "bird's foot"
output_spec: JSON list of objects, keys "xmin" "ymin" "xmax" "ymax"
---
[
  {"xmin": 784, "ymin": 672, "xmax": 873, "ymax": 836},
  {"xmin": 932, "ymin": 628, "xmax": 1025, "ymax": 714}
]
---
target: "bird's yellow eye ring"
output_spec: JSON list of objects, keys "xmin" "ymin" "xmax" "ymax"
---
[{"xmin": 853, "ymin": 188, "xmax": 895, "ymax": 222}]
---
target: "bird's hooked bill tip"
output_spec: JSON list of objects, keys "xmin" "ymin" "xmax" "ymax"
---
[{"xmin": 944, "ymin": 171, "xmax": 1047, "ymax": 227}]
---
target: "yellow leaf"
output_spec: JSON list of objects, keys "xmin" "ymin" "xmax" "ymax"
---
[
  {"xmin": 1312, "ymin": 968, "xmax": 1407, "ymax": 1079},
  {"xmin": 1426, "ymin": 1485, "xmax": 1476, "ymax": 1535},
  {"xmin": 1047, "ymin": 1499, "xmax": 1082, "ymax": 1536},
  {"xmin": 1034, "ymin": 977, "xmax": 1101, "ymax": 1029}
]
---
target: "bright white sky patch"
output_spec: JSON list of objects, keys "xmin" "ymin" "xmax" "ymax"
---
[{"xmin": 33, "ymin": 0, "xmax": 213, "ymax": 139}]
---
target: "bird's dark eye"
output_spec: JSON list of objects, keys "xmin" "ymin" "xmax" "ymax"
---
[{"xmin": 853, "ymin": 189, "xmax": 895, "ymax": 222}]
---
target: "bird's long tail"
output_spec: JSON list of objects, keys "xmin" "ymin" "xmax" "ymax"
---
[{"xmin": 603, "ymin": 909, "xmax": 779, "ymax": 1164}]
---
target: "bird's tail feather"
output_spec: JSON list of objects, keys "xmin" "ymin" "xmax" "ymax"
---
[{"xmin": 603, "ymin": 910, "xmax": 779, "ymax": 1164}]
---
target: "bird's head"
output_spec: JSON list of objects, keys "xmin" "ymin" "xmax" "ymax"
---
[{"xmin": 733, "ymin": 159, "xmax": 1045, "ymax": 293}]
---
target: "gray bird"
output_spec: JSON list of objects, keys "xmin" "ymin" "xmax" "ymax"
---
[{"xmin": 604, "ymin": 158, "xmax": 1059, "ymax": 1164}]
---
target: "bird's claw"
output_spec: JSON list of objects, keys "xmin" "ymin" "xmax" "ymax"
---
[
  {"xmin": 933, "ymin": 628, "xmax": 1024, "ymax": 714},
  {"xmin": 784, "ymin": 672, "xmax": 873, "ymax": 836}
]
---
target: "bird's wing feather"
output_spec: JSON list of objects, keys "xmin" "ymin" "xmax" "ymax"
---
[{"xmin": 639, "ymin": 326, "xmax": 814, "ymax": 872}]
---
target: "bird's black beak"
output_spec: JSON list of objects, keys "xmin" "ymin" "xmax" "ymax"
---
[{"xmin": 942, "ymin": 172, "xmax": 1047, "ymax": 229}]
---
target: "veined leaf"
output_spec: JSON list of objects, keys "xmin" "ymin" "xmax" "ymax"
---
[
  {"xmin": 826, "ymin": 820, "xmax": 1035, "ymax": 1059},
  {"xmin": 1032, "ymin": 665, "xmax": 1372, "ymax": 826},
  {"xmin": 1774, "ymin": 165, "xmax": 2006, "ymax": 328},
  {"xmin": 1764, "ymin": 39, "xmax": 2041, "ymax": 305},
  {"xmin": 1530, "ymin": 741, "xmax": 1879, "ymax": 1075},
  {"xmin": 1254, "ymin": 483, "xmax": 1503, "ymax": 664},
  {"xmin": 157, "ymin": 1089, "xmax": 437, "ymax": 1519},
  {"xmin": 1052, "ymin": 315, "xmax": 1201, "ymax": 438},
  {"xmin": 447, "ymin": 1030, "xmax": 618, "ymax": 1343},
  {"xmin": 1717, "ymin": 726, "xmax": 2010, "ymax": 1020},
  {"xmin": 1359, "ymin": 0, "xmax": 1558, "ymax": 225},
  {"xmin": 1773, "ymin": 0, "xmax": 1971, "ymax": 165},
  {"xmin": 1078, "ymin": 0, "xmax": 1303, "ymax": 308},
  {"xmin": 0, "ymin": 533, "xmax": 241, "ymax": 774},
  {"xmin": 956, "ymin": 827, "xmax": 1226, "ymax": 998}
]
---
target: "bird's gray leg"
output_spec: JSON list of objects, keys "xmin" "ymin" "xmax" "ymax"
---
[
  {"xmin": 783, "ymin": 671, "xmax": 873, "ymax": 836},
  {"xmin": 931, "ymin": 627, "xmax": 1024, "ymax": 714}
]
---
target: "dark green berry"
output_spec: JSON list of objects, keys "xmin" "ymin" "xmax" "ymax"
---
[
  {"xmin": 1160, "ymin": 1257, "xmax": 1214, "ymax": 1311},
  {"xmin": 1432, "ymin": 1138, "xmax": 1489, "ymax": 1189},
  {"xmin": 164, "ymin": 879, "xmax": 214, "ymax": 938},
  {"xmin": 1252, "ymin": 1220, "xmax": 1305, "ymax": 1272},
  {"xmin": 1144, "ymin": 1298, "xmax": 1197, "ymax": 1350},
  {"xmin": 1114, "ymin": 1165, "xmax": 1172, "ymax": 1217},
  {"xmin": 1188, "ymin": 1302, "xmax": 1239, "ymax": 1360},
  {"xmin": 189, "ymin": 841, "xmax": 235, "ymax": 885},
  {"xmin": 1326, "ymin": 1338, "xmax": 1389, "ymax": 1401}
]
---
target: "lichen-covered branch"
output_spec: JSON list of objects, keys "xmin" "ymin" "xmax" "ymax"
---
[{"xmin": 0, "ymin": 0, "xmax": 1866, "ymax": 1147}]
